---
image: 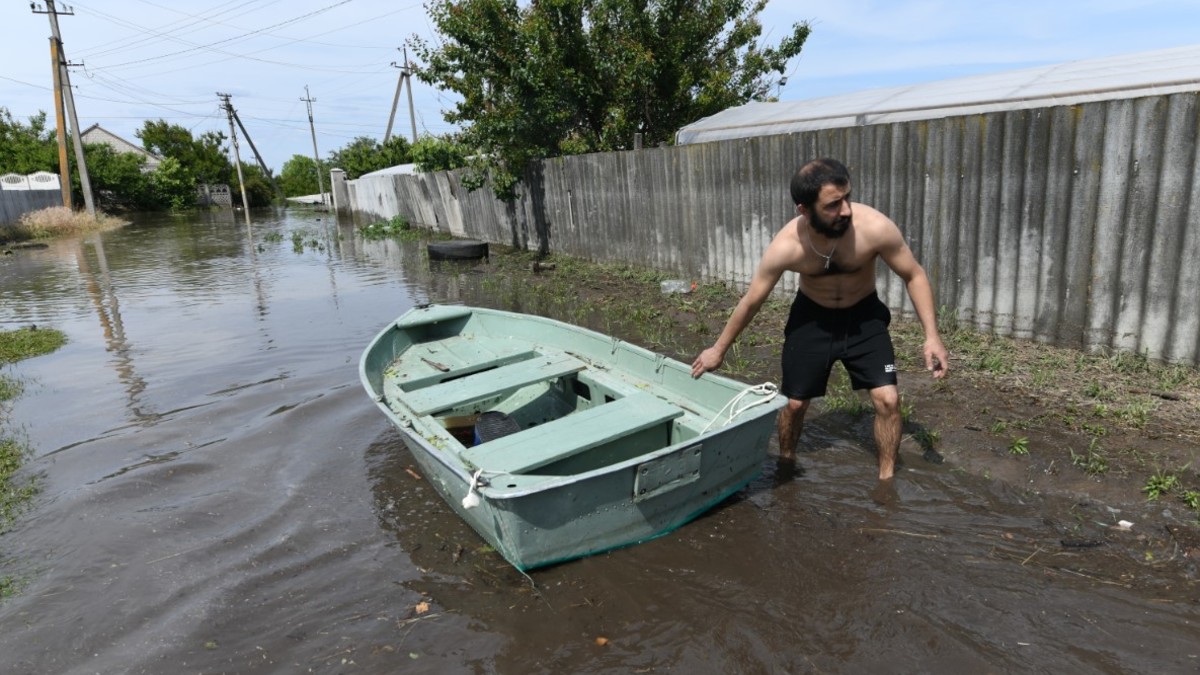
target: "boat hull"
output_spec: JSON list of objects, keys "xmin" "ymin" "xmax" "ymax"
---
[{"xmin": 360, "ymin": 304, "xmax": 784, "ymax": 570}]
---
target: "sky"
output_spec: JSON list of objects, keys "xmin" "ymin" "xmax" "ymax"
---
[{"xmin": 2, "ymin": 0, "xmax": 1199, "ymax": 174}]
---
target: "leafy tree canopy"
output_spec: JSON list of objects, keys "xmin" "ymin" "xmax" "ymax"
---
[
  {"xmin": 0, "ymin": 108, "xmax": 58, "ymax": 175},
  {"xmin": 150, "ymin": 157, "xmax": 195, "ymax": 211},
  {"xmin": 408, "ymin": 0, "xmax": 809, "ymax": 198},
  {"xmin": 410, "ymin": 134, "xmax": 469, "ymax": 173},
  {"xmin": 77, "ymin": 143, "xmax": 156, "ymax": 211},
  {"xmin": 279, "ymin": 154, "xmax": 325, "ymax": 197},
  {"xmin": 235, "ymin": 163, "xmax": 275, "ymax": 208},
  {"xmin": 327, "ymin": 135, "xmax": 412, "ymax": 179},
  {"xmin": 136, "ymin": 120, "xmax": 232, "ymax": 186}
]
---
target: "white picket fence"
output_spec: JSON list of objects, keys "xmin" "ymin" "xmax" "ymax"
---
[{"xmin": 1, "ymin": 172, "xmax": 62, "ymax": 191}]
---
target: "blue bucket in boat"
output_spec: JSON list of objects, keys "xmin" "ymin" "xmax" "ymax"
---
[{"xmin": 473, "ymin": 411, "xmax": 521, "ymax": 445}]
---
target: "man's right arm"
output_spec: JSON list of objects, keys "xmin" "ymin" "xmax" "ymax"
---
[{"xmin": 690, "ymin": 245, "xmax": 787, "ymax": 378}]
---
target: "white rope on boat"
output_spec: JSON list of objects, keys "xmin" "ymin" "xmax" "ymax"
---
[
  {"xmin": 701, "ymin": 383, "xmax": 779, "ymax": 434},
  {"xmin": 461, "ymin": 468, "xmax": 484, "ymax": 509}
]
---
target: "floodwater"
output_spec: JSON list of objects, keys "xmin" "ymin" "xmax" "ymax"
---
[{"xmin": 0, "ymin": 210, "xmax": 1196, "ymax": 674}]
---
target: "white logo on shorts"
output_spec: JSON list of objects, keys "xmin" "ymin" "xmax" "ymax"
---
[{"xmin": 884, "ymin": 364, "xmax": 897, "ymax": 373}]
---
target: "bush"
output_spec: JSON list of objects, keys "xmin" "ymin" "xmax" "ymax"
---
[
  {"xmin": 5, "ymin": 206, "xmax": 124, "ymax": 241},
  {"xmin": 150, "ymin": 157, "xmax": 196, "ymax": 211}
]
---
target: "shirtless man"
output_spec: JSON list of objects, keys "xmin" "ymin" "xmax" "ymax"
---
[{"xmin": 691, "ymin": 158, "xmax": 949, "ymax": 481}]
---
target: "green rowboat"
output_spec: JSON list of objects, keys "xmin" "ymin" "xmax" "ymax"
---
[{"xmin": 360, "ymin": 304, "xmax": 785, "ymax": 570}]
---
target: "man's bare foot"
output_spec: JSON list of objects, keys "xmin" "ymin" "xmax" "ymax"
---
[
  {"xmin": 772, "ymin": 456, "xmax": 803, "ymax": 484},
  {"xmin": 870, "ymin": 477, "xmax": 898, "ymax": 506}
]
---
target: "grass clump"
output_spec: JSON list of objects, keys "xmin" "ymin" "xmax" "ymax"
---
[
  {"xmin": 356, "ymin": 215, "xmax": 456, "ymax": 243},
  {"xmin": 0, "ymin": 573, "xmax": 24, "ymax": 598},
  {"xmin": 359, "ymin": 215, "xmax": 415, "ymax": 240},
  {"xmin": 0, "ymin": 434, "xmax": 37, "ymax": 531},
  {"xmin": 1142, "ymin": 468, "xmax": 1181, "ymax": 500},
  {"xmin": 1008, "ymin": 437, "xmax": 1030, "ymax": 456},
  {"xmin": 0, "ymin": 326, "xmax": 63, "ymax": 574},
  {"xmin": 0, "ymin": 326, "xmax": 66, "ymax": 364},
  {"xmin": 1069, "ymin": 439, "xmax": 1109, "ymax": 477},
  {"xmin": 1181, "ymin": 489, "xmax": 1200, "ymax": 512},
  {"xmin": 1, "ymin": 206, "xmax": 125, "ymax": 242}
]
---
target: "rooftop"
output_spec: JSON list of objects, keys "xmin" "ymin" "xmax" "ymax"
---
[{"xmin": 676, "ymin": 44, "xmax": 1200, "ymax": 145}]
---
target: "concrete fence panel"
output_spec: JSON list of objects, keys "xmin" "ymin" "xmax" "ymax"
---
[{"xmin": 0, "ymin": 189, "xmax": 63, "ymax": 226}]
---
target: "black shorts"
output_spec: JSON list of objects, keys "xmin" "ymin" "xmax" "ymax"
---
[{"xmin": 780, "ymin": 291, "xmax": 897, "ymax": 400}]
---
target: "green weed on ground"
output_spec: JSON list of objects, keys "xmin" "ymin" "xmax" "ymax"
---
[
  {"xmin": 0, "ymin": 326, "xmax": 66, "ymax": 364},
  {"xmin": 0, "ymin": 326, "xmax": 62, "ymax": 541}
]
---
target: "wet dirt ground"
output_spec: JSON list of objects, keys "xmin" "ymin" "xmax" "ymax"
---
[{"xmin": 0, "ymin": 211, "xmax": 1197, "ymax": 673}]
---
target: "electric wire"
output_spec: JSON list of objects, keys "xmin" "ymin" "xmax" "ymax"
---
[
  {"xmin": 74, "ymin": 0, "xmax": 259, "ymax": 60},
  {"xmin": 93, "ymin": 0, "xmax": 355, "ymax": 70}
]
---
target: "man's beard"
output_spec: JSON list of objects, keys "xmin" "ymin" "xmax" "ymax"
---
[{"xmin": 810, "ymin": 209, "xmax": 851, "ymax": 239}]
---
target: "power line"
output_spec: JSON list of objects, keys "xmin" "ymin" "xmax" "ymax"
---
[
  {"xmin": 71, "ymin": 2, "xmax": 410, "ymax": 76},
  {"xmin": 100, "ymin": 0, "xmax": 353, "ymax": 70},
  {"xmin": 81, "ymin": 68, "xmax": 215, "ymax": 105},
  {"xmin": 0, "ymin": 74, "xmax": 52, "ymax": 90},
  {"xmin": 127, "ymin": 0, "xmax": 396, "ymax": 51},
  {"xmin": 73, "ymin": 0, "xmax": 257, "ymax": 60}
]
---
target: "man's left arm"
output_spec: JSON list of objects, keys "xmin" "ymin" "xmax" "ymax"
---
[{"xmin": 877, "ymin": 222, "xmax": 949, "ymax": 378}]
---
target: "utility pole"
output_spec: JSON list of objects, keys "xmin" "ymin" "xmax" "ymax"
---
[
  {"xmin": 301, "ymin": 85, "xmax": 326, "ymax": 206},
  {"xmin": 384, "ymin": 47, "xmax": 417, "ymax": 145},
  {"xmin": 230, "ymin": 108, "xmax": 284, "ymax": 203},
  {"xmin": 48, "ymin": 37, "xmax": 71, "ymax": 208},
  {"xmin": 33, "ymin": 0, "xmax": 95, "ymax": 216},
  {"xmin": 217, "ymin": 93, "xmax": 251, "ymax": 226}
]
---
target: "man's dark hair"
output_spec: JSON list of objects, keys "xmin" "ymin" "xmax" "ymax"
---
[{"xmin": 790, "ymin": 158, "xmax": 851, "ymax": 208}]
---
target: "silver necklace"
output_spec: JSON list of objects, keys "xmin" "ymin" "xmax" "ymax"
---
[{"xmin": 806, "ymin": 232, "xmax": 837, "ymax": 270}]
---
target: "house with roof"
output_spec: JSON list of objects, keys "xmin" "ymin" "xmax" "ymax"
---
[{"xmin": 80, "ymin": 124, "xmax": 163, "ymax": 172}]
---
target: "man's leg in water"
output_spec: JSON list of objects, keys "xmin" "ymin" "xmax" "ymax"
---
[
  {"xmin": 869, "ymin": 384, "xmax": 902, "ymax": 480},
  {"xmin": 777, "ymin": 398, "xmax": 812, "ymax": 460}
]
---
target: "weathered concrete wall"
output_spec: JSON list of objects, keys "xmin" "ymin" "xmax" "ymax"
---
[
  {"xmin": 0, "ymin": 190, "xmax": 64, "ymax": 227},
  {"xmin": 343, "ymin": 92, "xmax": 1200, "ymax": 365}
]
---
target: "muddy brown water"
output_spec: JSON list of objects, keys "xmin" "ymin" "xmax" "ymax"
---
[{"xmin": 1, "ymin": 211, "xmax": 1197, "ymax": 674}]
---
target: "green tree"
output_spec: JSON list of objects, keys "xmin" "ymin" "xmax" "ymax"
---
[
  {"xmin": 279, "ymin": 154, "xmax": 324, "ymax": 197},
  {"xmin": 234, "ymin": 163, "xmax": 275, "ymax": 208},
  {"xmin": 136, "ymin": 120, "xmax": 232, "ymax": 185},
  {"xmin": 327, "ymin": 135, "xmax": 412, "ymax": 179},
  {"xmin": 150, "ymin": 157, "xmax": 196, "ymax": 211},
  {"xmin": 0, "ymin": 108, "xmax": 57, "ymax": 175},
  {"xmin": 409, "ymin": 0, "xmax": 809, "ymax": 198},
  {"xmin": 191, "ymin": 131, "xmax": 234, "ymax": 185},
  {"xmin": 76, "ymin": 143, "xmax": 156, "ymax": 211},
  {"xmin": 410, "ymin": 134, "xmax": 469, "ymax": 173}
]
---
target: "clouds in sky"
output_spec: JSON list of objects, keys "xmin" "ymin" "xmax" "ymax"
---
[
  {"xmin": 2, "ymin": 1, "xmax": 1197, "ymax": 171},
  {"xmin": 771, "ymin": 0, "xmax": 1200, "ymax": 96}
]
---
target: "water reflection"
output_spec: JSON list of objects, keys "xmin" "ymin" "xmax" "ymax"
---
[
  {"xmin": 76, "ymin": 233, "xmax": 148, "ymax": 415},
  {"xmin": 1, "ymin": 209, "xmax": 427, "ymax": 455}
]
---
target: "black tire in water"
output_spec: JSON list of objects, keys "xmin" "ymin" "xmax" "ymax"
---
[{"xmin": 427, "ymin": 240, "xmax": 489, "ymax": 261}]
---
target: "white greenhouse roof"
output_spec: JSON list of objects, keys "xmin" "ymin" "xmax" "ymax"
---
[
  {"xmin": 676, "ymin": 44, "xmax": 1200, "ymax": 145},
  {"xmin": 361, "ymin": 162, "xmax": 419, "ymax": 177}
]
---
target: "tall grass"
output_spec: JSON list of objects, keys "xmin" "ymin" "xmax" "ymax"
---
[{"xmin": 1, "ymin": 206, "xmax": 125, "ymax": 242}]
